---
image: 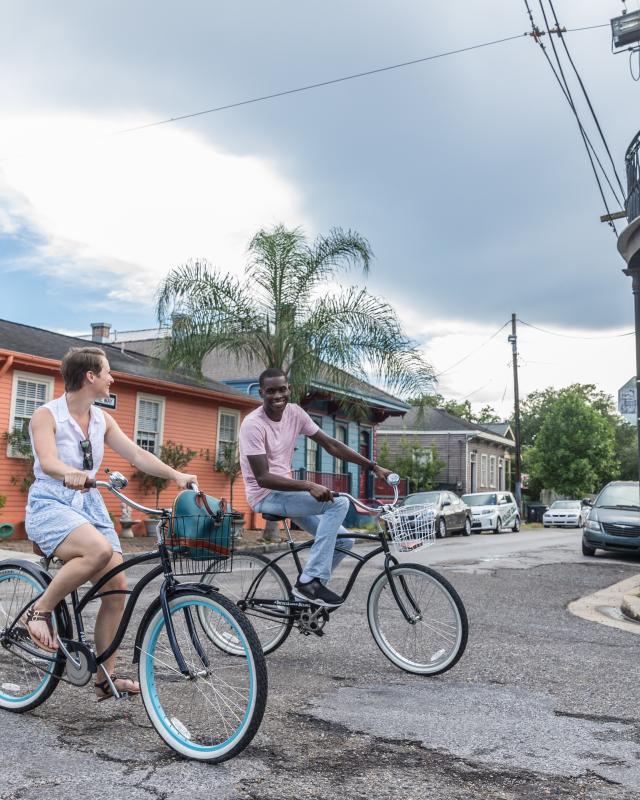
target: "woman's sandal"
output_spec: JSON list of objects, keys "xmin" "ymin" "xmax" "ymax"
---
[
  {"xmin": 23, "ymin": 606, "xmax": 58, "ymax": 653},
  {"xmin": 94, "ymin": 673, "xmax": 141, "ymax": 702}
]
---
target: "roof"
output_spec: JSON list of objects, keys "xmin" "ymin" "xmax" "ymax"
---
[
  {"xmin": 377, "ymin": 406, "xmax": 515, "ymax": 447},
  {"xmin": 0, "ymin": 319, "xmax": 256, "ymax": 403},
  {"xmin": 114, "ymin": 337, "xmax": 410, "ymax": 414},
  {"xmin": 483, "ymin": 422, "xmax": 514, "ymax": 439}
]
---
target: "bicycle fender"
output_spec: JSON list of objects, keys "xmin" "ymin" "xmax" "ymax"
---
[
  {"xmin": 132, "ymin": 583, "xmax": 224, "ymax": 664},
  {"xmin": 0, "ymin": 559, "xmax": 73, "ymax": 638}
]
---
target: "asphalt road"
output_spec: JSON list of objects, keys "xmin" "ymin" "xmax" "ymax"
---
[{"xmin": 2, "ymin": 527, "xmax": 640, "ymax": 800}]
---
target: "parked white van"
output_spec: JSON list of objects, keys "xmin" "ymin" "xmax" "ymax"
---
[{"xmin": 460, "ymin": 491, "xmax": 520, "ymax": 534}]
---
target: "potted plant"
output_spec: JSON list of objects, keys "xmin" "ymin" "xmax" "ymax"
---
[
  {"xmin": 4, "ymin": 429, "xmax": 35, "ymax": 492},
  {"xmin": 214, "ymin": 440, "xmax": 244, "ymax": 539},
  {"xmin": 135, "ymin": 441, "xmax": 197, "ymax": 535}
]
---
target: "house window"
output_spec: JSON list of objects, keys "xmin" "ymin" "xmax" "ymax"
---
[
  {"xmin": 306, "ymin": 437, "xmax": 319, "ymax": 472},
  {"xmin": 8, "ymin": 372, "xmax": 54, "ymax": 457},
  {"xmin": 135, "ymin": 394, "xmax": 165, "ymax": 454},
  {"xmin": 480, "ymin": 454, "xmax": 488, "ymax": 487},
  {"xmin": 489, "ymin": 455, "xmax": 497, "ymax": 488},
  {"xmin": 216, "ymin": 408, "xmax": 240, "ymax": 459},
  {"xmin": 334, "ymin": 423, "xmax": 348, "ymax": 474}
]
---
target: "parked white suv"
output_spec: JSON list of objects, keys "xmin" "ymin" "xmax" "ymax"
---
[{"xmin": 461, "ymin": 491, "xmax": 520, "ymax": 533}]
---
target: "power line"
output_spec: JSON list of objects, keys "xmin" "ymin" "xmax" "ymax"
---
[
  {"xmin": 546, "ymin": 0, "xmax": 626, "ymax": 199},
  {"xmin": 518, "ymin": 318, "xmax": 634, "ymax": 339},
  {"xmin": 432, "ymin": 321, "xmax": 510, "ymax": 379},
  {"xmin": 523, "ymin": 1, "xmax": 623, "ymax": 233},
  {"xmin": 110, "ymin": 34, "xmax": 527, "ymax": 138}
]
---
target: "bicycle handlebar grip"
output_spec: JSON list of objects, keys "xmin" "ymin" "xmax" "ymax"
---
[{"xmin": 63, "ymin": 477, "xmax": 96, "ymax": 489}]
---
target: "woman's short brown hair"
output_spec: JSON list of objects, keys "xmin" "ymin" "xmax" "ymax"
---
[{"xmin": 61, "ymin": 347, "xmax": 107, "ymax": 392}]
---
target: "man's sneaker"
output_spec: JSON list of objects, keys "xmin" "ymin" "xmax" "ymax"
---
[{"xmin": 292, "ymin": 578, "xmax": 344, "ymax": 607}]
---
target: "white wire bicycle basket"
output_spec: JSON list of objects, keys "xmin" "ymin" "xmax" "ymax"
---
[{"xmin": 380, "ymin": 503, "xmax": 437, "ymax": 554}]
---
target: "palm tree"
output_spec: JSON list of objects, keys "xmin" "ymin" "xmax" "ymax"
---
[{"xmin": 156, "ymin": 224, "xmax": 433, "ymax": 399}]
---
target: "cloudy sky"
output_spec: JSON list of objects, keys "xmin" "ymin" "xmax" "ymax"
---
[{"xmin": 0, "ymin": 1, "xmax": 637, "ymax": 416}]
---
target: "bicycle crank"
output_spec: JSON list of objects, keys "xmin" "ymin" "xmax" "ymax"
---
[
  {"xmin": 61, "ymin": 640, "xmax": 96, "ymax": 686},
  {"xmin": 298, "ymin": 607, "xmax": 329, "ymax": 636}
]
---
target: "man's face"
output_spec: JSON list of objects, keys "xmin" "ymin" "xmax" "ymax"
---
[{"xmin": 259, "ymin": 375, "xmax": 291, "ymax": 415}]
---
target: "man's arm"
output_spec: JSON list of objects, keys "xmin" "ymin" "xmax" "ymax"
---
[
  {"xmin": 310, "ymin": 429, "xmax": 392, "ymax": 483},
  {"xmin": 246, "ymin": 454, "xmax": 333, "ymax": 502}
]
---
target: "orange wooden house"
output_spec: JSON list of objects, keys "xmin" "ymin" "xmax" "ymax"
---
[{"xmin": 0, "ymin": 319, "xmax": 260, "ymax": 539}]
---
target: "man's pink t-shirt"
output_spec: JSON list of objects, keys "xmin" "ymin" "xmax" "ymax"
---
[{"xmin": 239, "ymin": 403, "xmax": 320, "ymax": 508}]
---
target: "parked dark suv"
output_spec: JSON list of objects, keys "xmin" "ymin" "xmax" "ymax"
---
[{"xmin": 582, "ymin": 481, "xmax": 640, "ymax": 557}]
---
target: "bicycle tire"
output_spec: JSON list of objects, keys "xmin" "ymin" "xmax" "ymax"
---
[
  {"xmin": 367, "ymin": 563, "xmax": 468, "ymax": 676},
  {"xmin": 137, "ymin": 586, "xmax": 267, "ymax": 762},
  {"xmin": 200, "ymin": 553, "xmax": 294, "ymax": 655},
  {"xmin": 0, "ymin": 563, "xmax": 65, "ymax": 712}
]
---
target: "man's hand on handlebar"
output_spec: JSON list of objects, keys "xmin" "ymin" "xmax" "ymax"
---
[
  {"xmin": 373, "ymin": 464, "xmax": 393, "ymax": 483},
  {"xmin": 307, "ymin": 482, "xmax": 333, "ymax": 502}
]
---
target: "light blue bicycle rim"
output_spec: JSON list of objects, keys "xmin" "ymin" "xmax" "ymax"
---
[
  {"xmin": 145, "ymin": 597, "xmax": 255, "ymax": 753},
  {"xmin": 0, "ymin": 570, "xmax": 55, "ymax": 704}
]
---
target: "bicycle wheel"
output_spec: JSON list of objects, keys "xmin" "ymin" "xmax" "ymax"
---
[
  {"xmin": 367, "ymin": 563, "xmax": 468, "ymax": 676},
  {"xmin": 200, "ymin": 553, "xmax": 294, "ymax": 655},
  {"xmin": 0, "ymin": 564, "xmax": 64, "ymax": 712},
  {"xmin": 138, "ymin": 587, "xmax": 267, "ymax": 762}
]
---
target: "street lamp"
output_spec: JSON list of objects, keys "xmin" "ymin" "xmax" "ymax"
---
[
  {"xmin": 617, "ymin": 220, "xmax": 640, "ymax": 491},
  {"xmin": 611, "ymin": 9, "xmax": 640, "ymax": 50}
]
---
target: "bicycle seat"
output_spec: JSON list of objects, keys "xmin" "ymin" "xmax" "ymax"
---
[
  {"xmin": 261, "ymin": 513, "xmax": 287, "ymax": 522},
  {"xmin": 32, "ymin": 543, "xmax": 46, "ymax": 557}
]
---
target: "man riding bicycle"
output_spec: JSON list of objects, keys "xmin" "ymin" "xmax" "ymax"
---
[
  {"xmin": 239, "ymin": 368, "xmax": 392, "ymax": 607},
  {"xmin": 24, "ymin": 346, "xmax": 197, "ymax": 700}
]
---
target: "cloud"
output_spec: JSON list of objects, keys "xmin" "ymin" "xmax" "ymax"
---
[{"xmin": 0, "ymin": 114, "xmax": 309, "ymax": 309}]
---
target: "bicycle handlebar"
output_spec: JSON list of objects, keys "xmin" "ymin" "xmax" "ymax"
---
[
  {"xmin": 332, "ymin": 472, "xmax": 400, "ymax": 515},
  {"xmin": 63, "ymin": 473, "xmax": 201, "ymax": 517}
]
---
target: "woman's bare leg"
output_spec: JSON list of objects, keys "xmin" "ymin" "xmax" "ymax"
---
[
  {"xmin": 27, "ymin": 524, "xmax": 113, "ymax": 650},
  {"xmin": 90, "ymin": 551, "xmax": 138, "ymax": 691}
]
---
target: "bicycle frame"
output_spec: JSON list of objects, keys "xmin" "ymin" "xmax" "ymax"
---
[{"xmin": 238, "ymin": 528, "xmax": 422, "ymax": 625}]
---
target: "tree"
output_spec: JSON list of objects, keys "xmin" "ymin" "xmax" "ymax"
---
[
  {"xmin": 214, "ymin": 441, "xmax": 241, "ymax": 511},
  {"xmin": 407, "ymin": 393, "xmax": 500, "ymax": 425},
  {"xmin": 3, "ymin": 430, "xmax": 35, "ymax": 492},
  {"xmin": 156, "ymin": 225, "xmax": 433, "ymax": 400},
  {"xmin": 378, "ymin": 439, "xmax": 444, "ymax": 493},
  {"xmin": 519, "ymin": 383, "xmax": 637, "ymax": 491},
  {"xmin": 135, "ymin": 441, "xmax": 197, "ymax": 508},
  {"xmin": 525, "ymin": 390, "xmax": 618, "ymax": 497}
]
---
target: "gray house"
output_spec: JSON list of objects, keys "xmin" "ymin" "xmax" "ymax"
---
[{"xmin": 377, "ymin": 406, "xmax": 515, "ymax": 495}]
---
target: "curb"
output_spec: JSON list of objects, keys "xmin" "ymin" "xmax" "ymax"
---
[{"xmin": 621, "ymin": 591, "xmax": 640, "ymax": 622}]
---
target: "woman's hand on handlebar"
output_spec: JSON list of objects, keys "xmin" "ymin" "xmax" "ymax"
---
[
  {"xmin": 174, "ymin": 472, "xmax": 199, "ymax": 490},
  {"xmin": 64, "ymin": 470, "xmax": 92, "ymax": 490}
]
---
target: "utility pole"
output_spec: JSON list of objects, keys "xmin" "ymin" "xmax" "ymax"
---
[{"xmin": 508, "ymin": 314, "xmax": 523, "ymax": 514}]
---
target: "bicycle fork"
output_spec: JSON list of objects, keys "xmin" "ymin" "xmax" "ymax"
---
[
  {"xmin": 384, "ymin": 557, "xmax": 422, "ymax": 624},
  {"xmin": 159, "ymin": 583, "xmax": 209, "ymax": 678}
]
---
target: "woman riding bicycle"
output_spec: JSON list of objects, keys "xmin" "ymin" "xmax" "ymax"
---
[{"xmin": 24, "ymin": 346, "xmax": 197, "ymax": 700}]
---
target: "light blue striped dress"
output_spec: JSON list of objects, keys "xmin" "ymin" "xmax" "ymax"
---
[{"xmin": 25, "ymin": 395, "xmax": 121, "ymax": 557}]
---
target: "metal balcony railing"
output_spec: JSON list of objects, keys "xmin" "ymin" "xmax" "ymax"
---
[
  {"xmin": 626, "ymin": 130, "xmax": 640, "ymax": 223},
  {"xmin": 293, "ymin": 470, "xmax": 352, "ymax": 494}
]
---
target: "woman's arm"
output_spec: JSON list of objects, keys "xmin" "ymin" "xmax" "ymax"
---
[
  {"xmin": 104, "ymin": 414, "xmax": 197, "ymax": 489},
  {"xmin": 29, "ymin": 407, "xmax": 88, "ymax": 489}
]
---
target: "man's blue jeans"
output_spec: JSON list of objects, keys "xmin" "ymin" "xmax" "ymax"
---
[{"xmin": 254, "ymin": 491, "xmax": 355, "ymax": 584}]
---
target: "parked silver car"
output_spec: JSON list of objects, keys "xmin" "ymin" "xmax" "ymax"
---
[
  {"xmin": 543, "ymin": 500, "xmax": 588, "ymax": 528},
  {"xmin": 400, "ymin": 491, "xmax": 472, "ymax": 539}
]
